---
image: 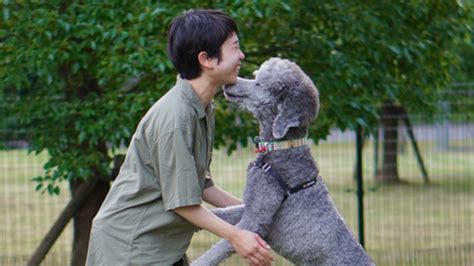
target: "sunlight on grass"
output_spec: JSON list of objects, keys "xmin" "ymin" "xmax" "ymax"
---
[
  {"xmin": 1, "ymin": 137, "xmax": 473, "ymax": 265},
  {"xmin": 0, "ymin": 150, "xmax": 73, "ymax": 265},
  {"xmin": 187, "ymin": 140, "xmax": 474, "ymax": 265}
]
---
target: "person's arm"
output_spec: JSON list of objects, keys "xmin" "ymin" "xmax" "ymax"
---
[
  {"xmin": 203, "ymin": 184, "xmax": 242, "ymax": 207},
  {"xmin": 173, "ymin": 204, "xmax": 273, "ymax": 265}
]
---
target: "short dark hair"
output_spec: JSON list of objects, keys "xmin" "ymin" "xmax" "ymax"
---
[{"xmin": 167, "ymin": 9, "xmax": 238, "ymax": 80}]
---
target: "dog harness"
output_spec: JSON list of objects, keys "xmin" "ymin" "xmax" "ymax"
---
[{"xmin": 253, "ymin": 136, "xmax": 317, "ymax": 201}]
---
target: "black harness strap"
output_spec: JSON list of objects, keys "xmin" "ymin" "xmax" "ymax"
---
[{"xmin": 253, "ymin": 157, "xmax": 317, "ymax": 201}]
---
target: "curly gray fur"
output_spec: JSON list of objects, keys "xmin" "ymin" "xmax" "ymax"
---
[{"xmin": 192, "ymin": 58, "xmax": 374, "ymax": 265}]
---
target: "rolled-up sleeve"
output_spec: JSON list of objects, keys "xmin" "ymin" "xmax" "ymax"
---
[{"xmin": 204, "ymin": 177, "xmax": 214, "ymax": 189}]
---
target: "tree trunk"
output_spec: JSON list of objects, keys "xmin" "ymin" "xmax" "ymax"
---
[
  {"xmin": 69, "ymin": 178, "xmax": 109, "ymax": 266},
  {"xmin": 376, "ymin": 102, "xmax": 402, "ymax": 182}
]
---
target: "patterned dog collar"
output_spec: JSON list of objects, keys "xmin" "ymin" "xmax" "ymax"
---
[{"xmin": 255, "ymin": 137, "xmax": 308, "ymax": 154}]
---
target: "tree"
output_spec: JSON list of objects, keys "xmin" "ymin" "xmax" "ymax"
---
[
  {"xmin": 1, "ymin": 0, "xmax": 472, "ymax": 263},
  {"xmin": 222, "ymin": 1, "xmax": 472, "ymax": 181},
  {"xmin": 452, "ymin": 35, "xmax": 474, "ymax": 83},
  {"xmin": 205, "ymin": 1, "xmax": 471, "ymax": 181},
  {"xmin": 1, "ymin": 2, "xmax": 185, "ymax": 265}
]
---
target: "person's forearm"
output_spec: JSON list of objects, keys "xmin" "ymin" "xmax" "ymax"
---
[
  {"xmin": 173, "ymin": 204, "xmax": 239, "ymax": 241},
  {"xmin": 174, "ymin": 204, "xmax": 274, "ymax": 264},
  {"xmin": 203, "ymin": 185, "xmax": 242, "ymax": 207}
]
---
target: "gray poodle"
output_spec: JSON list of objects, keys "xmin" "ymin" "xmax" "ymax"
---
[{"xmin": 192, "ymin": 58, "xmax": 374, "ymax": 265}]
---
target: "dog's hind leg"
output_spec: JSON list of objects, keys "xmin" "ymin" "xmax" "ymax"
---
[{"xmin": 211, "ymin": 204, "xmax": 244, "ymax": 225}]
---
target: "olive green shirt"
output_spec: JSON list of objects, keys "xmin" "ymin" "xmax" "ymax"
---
[{"xmin": 87, "ymin": 76, "xmax": 215, "ymax": 265}]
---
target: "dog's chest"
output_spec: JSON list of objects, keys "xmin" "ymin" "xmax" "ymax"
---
[{"xmin": 243, "ymin": 161, "xmax": 317, "ymax": 202}]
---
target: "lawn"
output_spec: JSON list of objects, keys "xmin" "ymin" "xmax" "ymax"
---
[{"xmin": 0, "ymin": 138, "xmax": 473, "ymax": 265}]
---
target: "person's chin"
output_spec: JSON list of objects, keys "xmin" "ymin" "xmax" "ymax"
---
[
  {"xmin": 222, "ymin": 80, "xmax": 236, "ymax": 86},
  {"xmin": 226, "ymin": 75, "xmax": 238, "ymax": 85}
]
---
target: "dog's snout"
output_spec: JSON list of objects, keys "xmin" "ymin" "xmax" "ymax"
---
[
  {"xmin": 223, "ymin": 88, "xmax": 240, "ymax": 101},
  {"xmin": 223, "ymin": 90, "xmax": 241, "ymax": 99}
]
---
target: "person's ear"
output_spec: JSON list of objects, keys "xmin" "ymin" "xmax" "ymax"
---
[{"xmin": 197, "ymin": 51, "xmax": 215, "ymax": 70}]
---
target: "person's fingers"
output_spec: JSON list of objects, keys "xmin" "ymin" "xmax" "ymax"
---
[
  {"xmin": 250, "ymin": 246, "xmax": 273, "ymax": 266},
  {"xmin": 245, "ymin": 246, "xmax": 268, "ymax": 266},
  {"xmin": 235, "ymin": 231, "xmax": 273, "ymax": 265},
  {"xmin": 260, "ymin": 251, "xmax": 274, "ymax": 265},
  {"xmin": 252, "ymin": 250, "xmax": 269, "ymax": 264},
  {"xmin": 258, "ymin": 246, "xmax": 272, "ymax": 260},
  {"xmin": 246, "ymin": 255, "xmax": 260, "ymax": 265},
  {"xmin": 257, "ymin": 236, "xmax": 271, "ymax": 250},
  {"xmin": 256, "ymin": 238, "xmax": 273, "ymax": 262}
]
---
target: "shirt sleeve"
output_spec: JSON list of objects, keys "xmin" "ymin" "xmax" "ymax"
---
[
  {"xmin": 204, "ymin": 176, "xmax": 214, "ymax": 189},
  {"xmin": 156, "ymin": 128, "xmax": 203, "ymax": 211}
]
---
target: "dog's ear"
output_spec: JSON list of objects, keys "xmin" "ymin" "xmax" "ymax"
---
[
  {"xmin": 272, "ymin": 102, "xmax": 302, "ymax": 139},
  {"xmin": 269, "ymin": 58, "xmax": 319, "ymax": 139},
  {"xmin": 272, "ymin": 79, "xmax": 319, "ymax": 139}
]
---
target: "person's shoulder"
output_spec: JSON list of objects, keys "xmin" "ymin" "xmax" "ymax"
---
[
  {"xmin": 158, "ymin": 91, "xmax": 196, "ymax": 120},
  {"xmin": 142, "ymin": 91, "xmax": 197, "ymax": 132}
]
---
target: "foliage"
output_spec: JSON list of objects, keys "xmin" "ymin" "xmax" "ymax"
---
[
  {"xmin": 1, "ymin": 1, "xmax": 182, "ymax": 193},
  {"xmin": 452, "ymin": 43, "xmax": 474, "ymax": 82},
  {"xmin": 1, "ymin": 1, "xmax": 472, "ymax": 193}
]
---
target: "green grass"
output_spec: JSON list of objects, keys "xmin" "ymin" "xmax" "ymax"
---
[
  {"xmin": 0, "ymin": 150, "xmax": 73, "ymax": 265},
  {"xmin": 1, "ymin": 139, "xmax": 473, "ymax": 265}
]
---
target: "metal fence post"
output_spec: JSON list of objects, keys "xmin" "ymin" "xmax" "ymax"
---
[
  {"xmin": 436, "ymin": 101, "xmax": 450, "ymax": 151},
  {"xmin": 355, "ymin": 125, "xmax": 365, "ymax": 247}
]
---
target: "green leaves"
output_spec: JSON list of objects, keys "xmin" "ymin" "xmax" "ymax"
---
[
  {"xmin": 0, "ymin": 1, "xmax": 472, "ymax": 193},
  {"xmin": 0, "ymin": 1, "xmax": 181, "ymax": 193}
]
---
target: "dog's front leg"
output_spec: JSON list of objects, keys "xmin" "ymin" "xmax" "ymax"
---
[
  {"xmin": 191, "ymin": 206, "xmax": 244, "ymax": 266},
  {"xmin": 191, "ymin": 238, "xmax": 234, "ymax": 266},
  {"xmin": 237, "ymin": 166, "xmax": 287, "ymax": 237},
  {"xmin": 192, "ymin": 167, "xmax": 284, "ymax": 265},
  {"xmin": 211, "ymin": 204, "xmax": 244, "ymax": 225},
  {"xmin": 191, "ymin": 213, "xmax": 273, "ymax": 266}
]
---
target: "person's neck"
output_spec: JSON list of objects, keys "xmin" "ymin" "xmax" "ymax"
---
[{"xmin": 186, "ymin": 76, "xmax": 219, "ymax": 107}]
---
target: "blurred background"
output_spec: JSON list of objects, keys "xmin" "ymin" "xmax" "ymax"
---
[{"xmin": 1, "ymin": 1, "xmax": 473, "ymax": 265}]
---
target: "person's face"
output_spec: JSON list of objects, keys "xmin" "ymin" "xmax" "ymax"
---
[{"xmin": 210, "ymin": 33, "xmax": 245, "ymax": 86}]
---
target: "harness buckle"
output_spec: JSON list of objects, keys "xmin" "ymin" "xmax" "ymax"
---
[
  {"xmin": 303, "ymin": 180, "xmax": 316, "ymax": 188},
  {"xmin": 262, "ymin": 163, "xmax": 272, "ymax": 172}
]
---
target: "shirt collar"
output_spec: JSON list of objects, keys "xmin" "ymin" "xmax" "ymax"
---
[{"xmin": 176, "ymin": 76, "xmax": 207, "ymax": 119}]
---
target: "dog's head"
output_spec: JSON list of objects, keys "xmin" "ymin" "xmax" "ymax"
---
[{"xmin": 224, "ymin": 57, "xmax": 319, "ymax": 139}]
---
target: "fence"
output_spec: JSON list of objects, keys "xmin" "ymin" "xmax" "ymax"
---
[{"xmin": 1, "ymin": 91, "xmax": 473, "ymax": 265}]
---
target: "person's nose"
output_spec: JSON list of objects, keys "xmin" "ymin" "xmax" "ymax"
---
[{"xmin": 240, "ymin": 50, "xmax": 246, "ymax": 60}]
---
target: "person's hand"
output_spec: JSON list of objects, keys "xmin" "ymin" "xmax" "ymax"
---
[{"xmin": 229, "ymin": 228, "xmax": 273, "ymax": 265}]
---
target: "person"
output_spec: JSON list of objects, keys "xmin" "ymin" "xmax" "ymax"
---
[{"xmin": 86, "ymin": 9, "xmax": 274, "ymax": 266}]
